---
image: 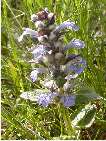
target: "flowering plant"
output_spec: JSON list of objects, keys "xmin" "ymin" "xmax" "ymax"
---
[
  {"xmin": 18, "ymin": 8, "xmax": 100, "ymax": 137},
  {"xmin": 18, "ymin": 8, "xmax": 101, "ymax": 139}
]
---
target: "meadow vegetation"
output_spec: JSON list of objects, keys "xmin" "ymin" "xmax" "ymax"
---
[{"xmin": 1, "ymin": 0, "xmax": 106, "ymax": 140}]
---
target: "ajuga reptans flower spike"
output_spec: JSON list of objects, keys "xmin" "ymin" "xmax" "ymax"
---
[{"xmin": 19, "ymin": 8, "xmax": 86, "ymax": 107}]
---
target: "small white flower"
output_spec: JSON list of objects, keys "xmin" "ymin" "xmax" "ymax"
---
[
  {"xmin": 30, "ymin": 70, "xmax": 38, "ymax": 82},
  {"xmin": 63, "ymin": 81, "xmax": 71, "ymax": 91},
  {"xmin": 48, "ymin": 13, "xmax": 54, "ymax": 20},
  {"xmin": 20, "ymin": 91, "xmax": 36, "ymax": 101},
  {"xmin": 65, "ymin": 74, "xmax": 78, "ymax": 80},
  {"xmin": 44, "ymin": 7, "xmax": 49, "ymax": 13},
  {"xmin": 43, "ymin": 80, "xmax": 58, "ymax": 89}
]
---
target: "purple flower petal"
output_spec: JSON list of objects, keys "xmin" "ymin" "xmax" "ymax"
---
[
  {"xmin": 30, "ymin": 68, "xmax": 47, "ymax": 82},
  {"xmin": 64, "ymin": 58, "xmax": 86, "ymax": 75},
  {"xmin": 67, "ymin": 65, "xmax": 84, "ymax": 74},
  {"xmin": 20, "ymin": 90, "xmax": 58, "ymax": 105},
  {"xmin": 18, "ymin": 28, "xmax": 38, "ymax": 42},
  {"xmin": 64, "ymin": 60, "xmax": 86, "ymax": 80},
  {"xmin": 75, "ymin": 67, "xmax": 84, "ymax": 74},
  {"xmin": 60, "ymin": 95, "xmax": 76, "ymax": 107},
  {"xmin": 30, "ymin": 70, "xmax": 38, "ymax": 82},
  {"xmin": 35, "ymin": 92, "xmax": 58, "ymax": 107},
  {"xmin": 54, "ymin": 21, "xmax": 79, "ymax": 33},
  {"xmin": 31, "ymin": 45, "xmax": 48, "ymax": 59},
  {"xmin": 64, "ymin": 39, "xmax": 85, "ymax": 50}
]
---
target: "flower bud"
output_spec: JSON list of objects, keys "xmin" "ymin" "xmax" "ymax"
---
[
  {"xmin": 35, "ymin": 21, "xmax": 45, "ymax": 29},
  {"xmin": 31, "ymin": 14, "xmax": 38, "ymax": 22},
  {"xmin": 63, "ymin": 81, "xmax": 71, "ymax": 91},
  {"xmin": 48, "ymin": 13, "xmax": 54, "ymax": 19},
  {"xmin": 55, "ymin": 41, "xmax": 64, "ymax": 49},
  {"xmin": 38, "ymin": 35, "xmax": 48, "ymax": 42},
  {"xmin": 47, "ymin": 54, "xmax": 55, "ymax": 64},
  {"xmin": 55, "ymin": 52, "xmax": 64, "ymax": 63},
  {"xmin": 44, "ymin": 7, "xmax": 49, "ymax": 13},
  {"xmin": 49, "ymin": 32, "xmax": 56, "ymax": 40},
  {"xmin": 48, "ymin": 25, "xmax": 56, "ymax": 31}
]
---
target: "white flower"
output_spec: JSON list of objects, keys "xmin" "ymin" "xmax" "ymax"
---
[
  {"xmin": 20, "ymin": 91, "xmax": 36, "ymax": 101},
  {"xmin": 65, "ymin": 74, "xmax": 78, "ymax": 80},
  {"xmin": 48, "ymin": 13, "xmax": 54, "ymax": 20},
  {"xmin": 63, "ymin": 81, "xmax": 71, "ymax": 91},
  {"xmin": 30, "ymin": 70, "xmax": 38, "ymax": 82},
  {"xmin": 43, "ymin": 80, "xmax": 58, "ymax": 89}
]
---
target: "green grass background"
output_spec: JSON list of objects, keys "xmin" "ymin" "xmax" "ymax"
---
[{"xmin": 1, "ymin": 0, "xmax": 106, "ymax": 140}]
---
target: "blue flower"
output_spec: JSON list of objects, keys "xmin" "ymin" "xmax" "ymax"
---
[
  {"xmin": 35, "ymin": 92, "xmax": 58, "ymax": 107},
  {"xmin": 30, "ymin": 68, "xmax": 47, "ymax": 82},
  {"xmin": 54, "ymin": 21, "xmax": 79, "ymax": 33},
  {"xmin": 18, "ymin": 28, "xmax": 38, "ymax": 42},
  {"xmin": 30, "ymin": 70, "xmax": 38, "ymax": 82},
  {"xmin": 64, "ymin": 38, "xmax": 85, "ymax": 50},
  {"xmin": 31, "ymin": 45, "xmax": 53, "ymax": 62},
  {"xmin": 31, "ymin": 45, "xmax": 48, "ymax": 60},
  {"xmin": 64, "ymin": 56, "xmax": 86, "ymax": 75},
  {"xmin": 68, "ymin": 60, "xmax": 86, "ymax": 74},
  {"xmin": 64, "ymin": 59, "xmax": 86, "ymax": 80},
  {"xmin": 60, "ymin": 95, "xmax": 76, "ymax": 107}
]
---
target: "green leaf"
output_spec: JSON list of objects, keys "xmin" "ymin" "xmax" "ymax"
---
[
  {"xmin": 71, "ymin": 104, "xmax": 96, "ymax": 129},
  {"xmin": 75, "ymin": 88, "xmax": 101, "ymax": 105}
]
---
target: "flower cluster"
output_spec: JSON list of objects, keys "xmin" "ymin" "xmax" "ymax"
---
[{"xmin": 19, "ymin": 8, "xmax": 86, "ymax": 108}]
